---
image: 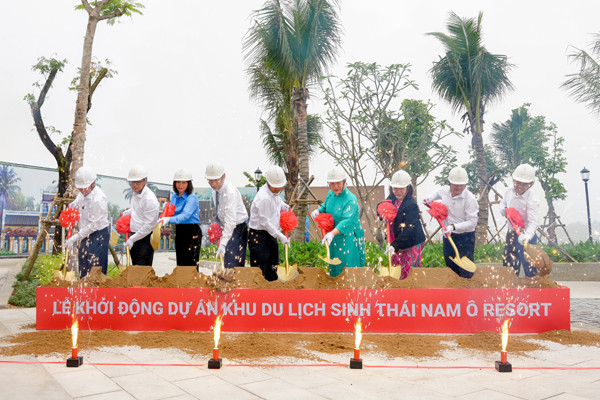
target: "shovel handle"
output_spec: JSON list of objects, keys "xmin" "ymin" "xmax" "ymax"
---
[{"xmin": 385, "ymin": 220, "xmax": 393, "ymax": 269}]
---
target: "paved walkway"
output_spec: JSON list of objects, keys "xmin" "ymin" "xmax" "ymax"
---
[{"xmin": 0, "ymin": 255, "xmax": 598, "ymax": 399}]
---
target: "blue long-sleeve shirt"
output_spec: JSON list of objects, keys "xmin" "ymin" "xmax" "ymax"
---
[{"xmin": 169, "ymin": 192, "xmax": 200, "ymax": 225}]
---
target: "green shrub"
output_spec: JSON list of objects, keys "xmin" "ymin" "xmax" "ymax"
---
[
  {"xmin": 9, "ymin": 280, "xmax": 41, "ymax": 307},
  {"xmin": 11, "ymin": 254, "xmax": 64, "ymax": 307},
  {"xmin": 545, "ymin": 241, "xmax": 600, "ymax": 262},
  {"xmin": 0, "ymin": 250, "xmax": 15, "ymax": 256}
]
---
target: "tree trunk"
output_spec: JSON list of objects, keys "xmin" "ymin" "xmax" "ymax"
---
[
  {"xmin": 284, "ymin": 126, "xmax": 299, "ymax": 204},
  {"xmin": 292, "ymin": 87, "xmax": 310, "ymax": 243},
  {"xmin": 70, "ymin": 12, "xmax": 100, "ymax": 192},
  {"xmin": 471, "ymin": 124, "xmax": 490, "ymax": 246},
  {"xmin": 545, "ymin": 198, "xmax": 558, "ymax": 245}
]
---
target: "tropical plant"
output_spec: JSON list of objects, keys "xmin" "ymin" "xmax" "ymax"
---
[
  {"xmin": 490, "ymin": 104, "xmax": 567, "ymax": 244},
  {"xmin": 0, "ymin": 165, "xmax": 21, "ymax": 216},
  {"xmin": 243, "ymin": 0, "xmax": 342, "ymax": 242},
  {"xmin": 562, "ymin": 33, "xmax": 600, "ymax": 117},
  {"xmin": 320, "ymin": 62, "xmax": 461, "ymax": 235},
  {"xmin": 428, "ymin": 11, "xmax": 514, "ymax": 246},
  {"xmin": 70, "ymin": 0, "xmax": 144, "ymax": 191}
]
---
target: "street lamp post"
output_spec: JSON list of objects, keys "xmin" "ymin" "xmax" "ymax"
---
[
  {"xmin": 580, "ymin": 167, "xmax": 593, "ymax": 244},
  {"xmin": 254, "ymin": 167, "xmax": 262, "ymax": 193}
]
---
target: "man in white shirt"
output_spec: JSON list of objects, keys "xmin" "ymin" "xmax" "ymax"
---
[
  {"xmin": 122, "ymin": 164, "xmax": 159, "ymax": 266},
  {"xmin": 499, "ymin": 163, "xmax": 540, "ymax": 277},
  {"xmin": 248, "ymin": 166, "xmax": 291, "ymax": 281},
  {"xmin": 423, "ymin": 166, "xmax": 478, "ymax": 278},
  {"xmin": 66, "ymin": 166, "xmax": 110, "ymax": 277},
  {"xmin": 206, "ymin": 163, "xmax": 249, "ymax": 268}
]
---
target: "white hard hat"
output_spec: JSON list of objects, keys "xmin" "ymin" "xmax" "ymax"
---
[
  {"xmin": 327, "ymin": 167, "xmax": 346, "ymax": 183},
  {"xmin": 127, "ymin": 164, "xmax": 147, "ymax": 181},
  {"xmin": 205, "ymin": 163, "xmax": 225, "ymax": 180},
  {"xmin": 74, "ymin": 166, "xmax": 96, "ymax": 189},
  {"xmin": 264, "ymin": 166, "xmax": 286, "ymax": 188},
  {"xmin": 512, "ymin": 163, "xmax": 535, "ymax": 183},
  {"xmin": 448, "ymin": 166, "xmax": 468, "ymax": 185},
  {"xmin": 390, "ymin": 170, "xmax": 411, "ymax": 188},
  {"xmin": 173, "ymin": 168, "xmax": 193, "ymax": 181}
]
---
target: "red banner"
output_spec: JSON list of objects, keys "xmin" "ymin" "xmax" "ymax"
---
[{"xmin": 36, "ymin": 286, "xmax": 570, "ymax": 333}]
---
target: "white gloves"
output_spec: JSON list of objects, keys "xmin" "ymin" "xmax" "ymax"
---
[
  {"xmin": 422, "ymin": 197, "xmax": 433, "ymax": 206},
  {"xmin": 385, "ymin": 245, "xmax": 395, "ymax": 255},
  {"xmin": 518, "ymin": 234, "xmax": 530, "ymax": 246},
  {"xmin": 216, "ymin": 244, "xmax": 226, "ymax": 257},
  {"xmin": 125, "ymin": 238, "xmax": 134, "ymax": 248},
  {"xmin": 311, "ymin": 209, "xmax": 320, "ymax": 220},
  {"xmin": 122, "ymin": 208, "xmax": 132, "ymax": 217},
  {"xmin": 276, "ymin": 232, "xmax": 290, "ymax": 246},
  {"xmin": 159, "ymin": 217, "xmax": 170, "ymax": 225},
  {"xmin": 444, "ymin": 225, "xmax": 454, "ymax": 235},
  {"xmin": 65, "ymin": 234, "xmax": 79, "ymax": 249},
  {"xmin": 322, "ymin": 232, "xmax": 334, "ymax": 245},
  {"xmin": 281, "ymin": 204, "xmax": 291, "ymax": 212}
]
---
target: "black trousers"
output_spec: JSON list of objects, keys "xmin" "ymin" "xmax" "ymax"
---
[
  {"xmin": 249, "ymin": 228, "xmax": 279, "ymax": 281},
  {"xmin": 443, "ymin": 231, "xmax": 475, "ymax": 278},
  {"xmin": 78, "ymin": 226, "xmax": 109, "ymax": 278},
  {"xmin": 503, "ymin": 230, "xmax": 539, "ymax": 277},
  {"xmin": 130, "ymin": 232, "xmax": 154, "ymax": 266},
  {"xmin": 224, "ymin": 222, "xmax": 248, "ymax": 268},
  {"xmin": 175, "ymin": 223, "xmax": 202, "ymax": 267}
]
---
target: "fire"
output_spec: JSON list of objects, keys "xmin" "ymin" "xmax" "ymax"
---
[
  {"xmin": 354, "ymin": 319, "xmax": 362, "ymax": 349},
  {"xmin": 501, "ymin": 318, "xmax": 510, "ymax": 351},
  {"xmin": 213, "ymin": 315, "xmax": 222, "ymax": 349},
  {"xmin": 71, "ymin": 317, "xmax": 79, "ymax": 348}
]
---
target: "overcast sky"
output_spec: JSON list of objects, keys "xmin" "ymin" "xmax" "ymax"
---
[{"xmin": 0, "ymin": 0, "xmax": 598, "ymax": 234}]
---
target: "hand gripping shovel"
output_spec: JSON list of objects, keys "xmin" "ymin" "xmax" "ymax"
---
[
  {"xmin": 116, "ymin": 214, "xmax": 132, "ymax": 272},
  {"xmin": 377, "ymin": 200, "xmax": 402, "ymax": 279},
  {"xmin": 53, "ymin": 227, "xmax": 76, "ymax": 282},
  {"xmin": 208, "ymin": 223, "xmax": 233, "ymax": 281},
  {"xmin": 277, "ymin": 211, "xmax": 299, "ymax": 282},
  {"xmin": 426, "ymin": 202, "xmax": 476, "ymax": 274},
  {"xmin": 505, "ymin": 208, "xmax": 552, "ymax": 275},
  {"xmin": 314, "ymin": 213, "xmax": 341, "ymax": 266},
  {"xmin": 150, "ymin": 202, "xmax": 175, "ymax": 251}
]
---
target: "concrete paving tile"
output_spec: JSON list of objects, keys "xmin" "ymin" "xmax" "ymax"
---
[
  {"xmin": 175, "ymin": 375, "xmax": 260, "ymax": 399},
  {"xmin": 74, "ymin": 390, "xmax": 136, "ymax": 400},
  {"xmin": 241, "ymin": 377, "xmax": 329, "ymax": 400},
  {"xmin": 454, "ymin": 388, "xmax": 523, "ymax": 399},
  {"xmin": 380, "ymin": 385, "xmax": 453, "ymax": 400},
  {"xmin": 53, "ymin": 366, "xmax": 122, "ymax": 398},
  {"xmin": 480, "ymin": 374, "xmax": 572, "ymax": 400},
  {"xmin": 112, "ymin": 371, "xmax": 186, "ymax": 400},
  {"xmin": 260, "ymin": 366, "xmax": 342, "ymax": 388},
  {"xmin": 417, "ymin": 373, "xmax": 489, "ymax": 397},
  {"xmin": 308, "ymin": 381, "xmax": 384, "ymax": 400},
  {"xmin": 87, "ymin": 350, "xmax": 148, "ymax": 378},
  {"xmin": 208, "ymin": 365, "xmax": 277, "ymax": 386},
  {"xmin": 144, "ymin": 358, "xmax": 209, "ymax": 382},
  {"xmin": 547, "ymin": 395, "xmax": 595, "ymax": 400},
  {"xmin": 0, "ymin": 362, "xmax": 71, "ymax": 400}
]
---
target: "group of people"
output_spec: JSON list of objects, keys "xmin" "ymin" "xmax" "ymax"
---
[{"xmin": 67, "ymin": 160, "xmax": 540, "ymax": 280}]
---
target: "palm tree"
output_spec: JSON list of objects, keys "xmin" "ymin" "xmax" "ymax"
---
[
  {"xmin": 562, "ymin": 33, "xmax": 600, "ymax": 117},
  {"xmin": 243, "ymin": 0, "xmax": 342, "ymax": 242},
  {"xmin": 0, "ymin": 165, "xmax": 21, "ymax": 217},
  {"xmin": 428, "ymin": 12, "xmax": 513, "ymax": 245}
]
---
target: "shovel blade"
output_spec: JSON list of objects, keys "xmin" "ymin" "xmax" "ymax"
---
[
  {"xmin": 277, "ymin": 263, "xmax": 298, "ymax": 282},
  {"xmin": 317, "ymin": 254, "xmax": 342, "ymax": 265},
  {"xmin": 389, "ymin": 266, "xmax": 403, "ymax": 279},
  {"xmin": 449, "ymin": 255, "xmax": 477, "ymax": 273},
  {"xmin": 150, "ymin": 223, "xmax": 161, "ymax": 251},
  {"xmin": 524, "ymin": 243, "xmax": 553, "ymax": 275}
]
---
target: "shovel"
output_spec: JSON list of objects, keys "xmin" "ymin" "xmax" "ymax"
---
[
  {"xmin": 150, "ymin": 202, "xmax": 171, "ymax": 251},
  {"xmin": 427, "ymin": 204, "xmax": 477, "ymax": 274},
  {"xmin": 506, "ymin": 208, "xmax": 552, "ymax": 275},
  {"xmin": 379, "ymin": 220, "xmax": 403, "ymax": 279},
  {"xmin": 212, "ymin": 240, "xmax": 234, "ymax": 281},
  {"xmin": 317, "ymin": 228, "xmax": 342, "ymax": 266},
  {"xmin": 53, "ymin": 227, "xmax": 77, "ymax": 282},
  {"xmin": 277, "ymin": 232, "xmax": 298, "ymax": 282}
]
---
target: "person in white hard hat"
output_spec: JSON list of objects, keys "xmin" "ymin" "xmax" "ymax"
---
[
  {"xmin": 378, "ymin": 170, "xmax": 426, "ymax": 279},
  {"xmin": 248, "ymin": 166, "xmax": 291, "ymax": 281},
  {"xmin": 158, "ymin": 169, "xmax": 202, "ymax": 268},
  {"xmin": 311, "ymin": 167, "xmax": 365, "ymax": 277},
  {"xmin": 499, "ymin": 163, "xmax": 540, "ymax": 277},
  {"xmin": 206, "ymin": 162, "xmax": 249, "ymax": 268},
  {"xmin": 121, "ymin": 164, "xmax": 159, "ymax": 266},
  {"xmin": 423, "ymin": 166, "xmax": 478, "ymax": 278},
  {"xmin": 66, "ymin": 166, "xmax": 110, "ymax": 278}
]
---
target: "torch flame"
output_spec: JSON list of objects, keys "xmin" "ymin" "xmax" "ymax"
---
[
  {"xmin": 71, "ymin": 318, "xmax": 79, "ymax": 348},
  {"xmin": 354, "ymin": 319, "xmax": 362, "ymax": 349},
  {"xmin": 213, "ymin": 315, "xmax": 222, "ymax": 348},
  {"xmin": 501, "ymin": 318, "xmax": 510, "ymax": 351}
]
